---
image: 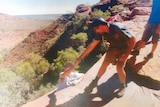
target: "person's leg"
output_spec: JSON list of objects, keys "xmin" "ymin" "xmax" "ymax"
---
[
  {"xmin": 144, "ymin": 41, "xmax": 158, "ymax": 59},
  {"xmin": 151, "ymin": 42, "xmax": 158, "ymax": 53},
  {"xmin": 116, "ymin": 61, "xmax": 126, "ymax": 84},
  {"xmin": 85, "ymin": 53, "xmax": 111, "ymax": 92},
  {"xmin": 96, "ymin": 49, "xmax": 117, "ymax": 78},
  {"xmin": 136, "ymin": 40, "xmax": 146, "ymax": 51},
  {"xmin": 90, "ymin": 52, "xmax": 113, "ymax": 87},
  {"xmin": 96, "ymin": 55, "xmax": 110, "ymax": 78},
  {"xmin": 132, "ymin": 24, "xmax": 152, "ymax": 55},
  {"xmin": 144, "ymin": 25, "xmax": 159, "ymax": 59},
  {"xmin": 116, "ymin": 61, "xmax": 126, "ymax": 97}
]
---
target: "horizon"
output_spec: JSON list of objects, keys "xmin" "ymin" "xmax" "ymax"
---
[{"xmin": 0, "ymin": 0, "xmax": 98, "ymax": 15}]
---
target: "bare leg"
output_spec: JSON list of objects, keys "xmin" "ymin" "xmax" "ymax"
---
[
  {"xmin": 136, "ymin": 40, "xmax": 146, "ymax": 51},
  {"xmin": 151, "ymin": 42, "xmax": 158, "ymax": 53},
  {"xmin": 86, "ymin": 54, "xmax": 110, "ymax": 92},
  {"xmin": 96, "ymin": 54, "xmax": 110, "ymax": 78},
  {"xmin": 116, "ymin": 61, "xmax": 126, "ymax": 84}
]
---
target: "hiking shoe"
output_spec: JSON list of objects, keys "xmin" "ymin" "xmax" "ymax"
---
[
  {"xmin": 116, "ymin": 83, "xmax": 126, "ymax": 98},
  {"xmin": 85, "ymin": 77, "xmax": 99, "ymax": 93},
  {"xmin": 144, "ymin": 53, "xmax": 153, "ymax": 60},
  {"xmin": 131, "ymin": 50, "xmax": 139, "ymax": 56}
]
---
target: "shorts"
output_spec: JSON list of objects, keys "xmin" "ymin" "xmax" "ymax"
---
[
  {"xmin": 142, "ymin": 24, "xmax": 160, "ymax": 43},
  {"xmin": 104, "ymin": 48, "xmax": 126, "ymax": 65}
]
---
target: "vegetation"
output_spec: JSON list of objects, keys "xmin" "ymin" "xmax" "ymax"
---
[
  {"xmin": 0, "ymin": 6, "xmax": 119, "ymax": 107},
  {"xmin": 50, "ymin": 47, "xmax": 79, "ymax": 76},
  {"xmin": 0, "ymin": 49, "xmax": 9, "ymax": 63},
  {"xmin": 15, "ymin": 53, "xmax": 50, "ymax": 89},
  {"xmin": 71, "ymin": 32, "xmax": 88, "ymax": 49},
  {"xmin": 66, "ymin": 15, "xmax": 90, "ymax": 36},
  {"xmin": 110, "ymin": 5, "xmax": 124, "ymax": 13},
  {"xmin": 0, "ymin": 68, "xmax": 29, "ymax": 107},
  {"xmin": 92, "ymin": 9, "xmax": 111, "ymax": 19}
]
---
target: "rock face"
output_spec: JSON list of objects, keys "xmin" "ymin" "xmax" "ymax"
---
[
  {"xmin": 75, "ymin": 4, "xmax": 92, "ymax": 16},
  {"xmin": 21, "ymin": 14, "xmax": 160, "ymax": 107},
  {"xmin": 130, "ymin": 7, "xmax": 151, "ymax": 18},
  {"xmin": 21, "ymin": 42, "xmax": 160, "ymax": 107},
  {"xmin": 2, "ymin": 0, "xmax": 152, "ymax": 68},
  {"xmin": 1, "ymin": 14, "xmax": 73, "ymax": 67},
  {"xmin": 92, "ymin": 0, "xmax": 118, "ymax": 12},
  {"xmin": 1, "ymin": 1, "xmax": 159, "ymax": 106},
  {"xmin": 0, "ymin": 13, "xmax": 52, "ymax": 52}
]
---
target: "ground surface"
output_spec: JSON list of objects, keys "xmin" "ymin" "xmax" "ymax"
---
[{"xmin": 21, "ymin": 15, "xmax": 160, "ymax": 107}]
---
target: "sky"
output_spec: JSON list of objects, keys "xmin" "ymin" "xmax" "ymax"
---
[{"xmin": 0, "ymin": 0, "xmax": 99, "ymax": 15}]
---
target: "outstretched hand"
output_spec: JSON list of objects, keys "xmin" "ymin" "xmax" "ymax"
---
[{"xmin": 60, "ymin": 62, "xmax": 78, "ymax": 78}]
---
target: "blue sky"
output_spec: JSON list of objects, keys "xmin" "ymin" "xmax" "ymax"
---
[{"xmin": 0, "ymin": 0, "xmax": 99, "ymax": 15}]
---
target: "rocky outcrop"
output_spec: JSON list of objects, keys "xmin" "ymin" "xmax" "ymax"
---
[
  {"xmin": 130, "ymin": 7, "xmax": 151, "ymax": 17},
  {"xmin": 21, "ymin": 14, "xmax": 160, "ymax": 107},
  {"xmin": 75, "ymin": 4, "xmax": 92, "ymax": 16},
  {"xmin": 75, "ymin": 0, "xmax": 152, "ymax": 21},
  {"xmin": 1, "ymin": 14, "xmax": 74, "ymax": 67},
  {"xmin": 92, "ymin": 0, "xmax": 118, "ymax": 12},
  {"xmin": 17, "ymin": 1, "xmax": 160, "ymax": 107}
]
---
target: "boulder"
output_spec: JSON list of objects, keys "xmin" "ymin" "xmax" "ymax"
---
[
  {"xmin": 75, "ymin": 4, "xmax": 92, "ymax": 16},
  {"xmin": 130, "ymin": 7, "xmax": 151, "ymax": 18}
]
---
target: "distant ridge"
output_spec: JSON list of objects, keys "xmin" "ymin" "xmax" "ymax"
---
[{"xmin": 16, "ymin": 14, "xmax": 63, "ymax": 21}]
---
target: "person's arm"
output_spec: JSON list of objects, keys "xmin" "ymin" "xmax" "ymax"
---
[
  {"xmin": 76, "ymin": 39, "xmax": 100, "ymax": 63},
  {"xmin": 60, "ymin": 64, "xmax": 77, "ymax": 78},
  {"xmin": 119, "ymin": 36, "xmax": 136, "ymax": 62},
  {"xmin": 60, "ymin": 39, "xmax": 100, "ymax": 78}
]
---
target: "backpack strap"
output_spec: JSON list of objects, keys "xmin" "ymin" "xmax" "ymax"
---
[{"xmin": 101, "ymin": 34, "xmax": 109, "ymax": 50}]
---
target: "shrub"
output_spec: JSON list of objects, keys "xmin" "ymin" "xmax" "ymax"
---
[
  {"xmin": 27, "ymin": 83, "xmax": 56, "ymax": 102},
  {"xmin": 0, "ymin": 68, "xmax": 29, "ymax": 107},
  {"xmin": 15, "ymin": 53, "xmax": 50, "ymax": 89},
  {"xmin": 66, "ymin": 15, "xmax": 90, "ymax": 35},
  {"xmin": 92, "ymin": 9, "xmax": 111, "ymax": 19},
  {"xmin": 51, "ymin": 47, "xmax": 79, "ymax": 76},
  {"xmin": 70, "ymin": 32, "xmax": 88, "ymax": 49},
  {"xmin": 0, "ymin": 49, "xmax": 9, "ymax": 63},
  {"xmin": 110, "ymin": 5, "xmax": 124, "ymax": 13}
]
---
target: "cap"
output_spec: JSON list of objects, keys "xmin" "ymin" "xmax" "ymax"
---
[{"xmin": 91, "ymin": 17, "xmax": 109, "ymax": 28}]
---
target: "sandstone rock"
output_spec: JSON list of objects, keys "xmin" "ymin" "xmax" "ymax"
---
[
  {"xmin": 75, "ymin": 4, "xmax": 92, "ymax": 16},
  {"xmin": 130, "ymin": 7, "xmax": 151, "ymax": 18},
  {"xmin": 21, "ymin": 15, "xmax": 160, "ymax": 107}
]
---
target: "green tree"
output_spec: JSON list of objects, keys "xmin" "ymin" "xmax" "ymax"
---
[
  {"xmin": 92, "ymin": 9, "xmax": 111, "ymax": 19},
  {"xmin": 51, "ymin": 47, "xmax": 79, "ymax": 76},
  {"xmin": 71, "ymin": 32, "xmax": 88, "ymax": 49},
  {"xmin": 66, "ymin": 15, "xmax": 90, "ymax": 35},
  {"xmin": 15, "ymin": 53, "xmax": 50, "ymax": 89}
]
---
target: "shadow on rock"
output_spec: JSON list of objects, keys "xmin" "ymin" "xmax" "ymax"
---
[
  {"xmin": 47, "ymin": 74, "xmax": 120, "ymax": 107},
  {"xmin": 125, "ymin": 55, "xmax": 160, "ymax": 90}
]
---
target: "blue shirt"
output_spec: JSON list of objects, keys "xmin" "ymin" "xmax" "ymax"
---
[{"xmin": 148, "ymin": 0, "xmax": 160, "ymax": 24}]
